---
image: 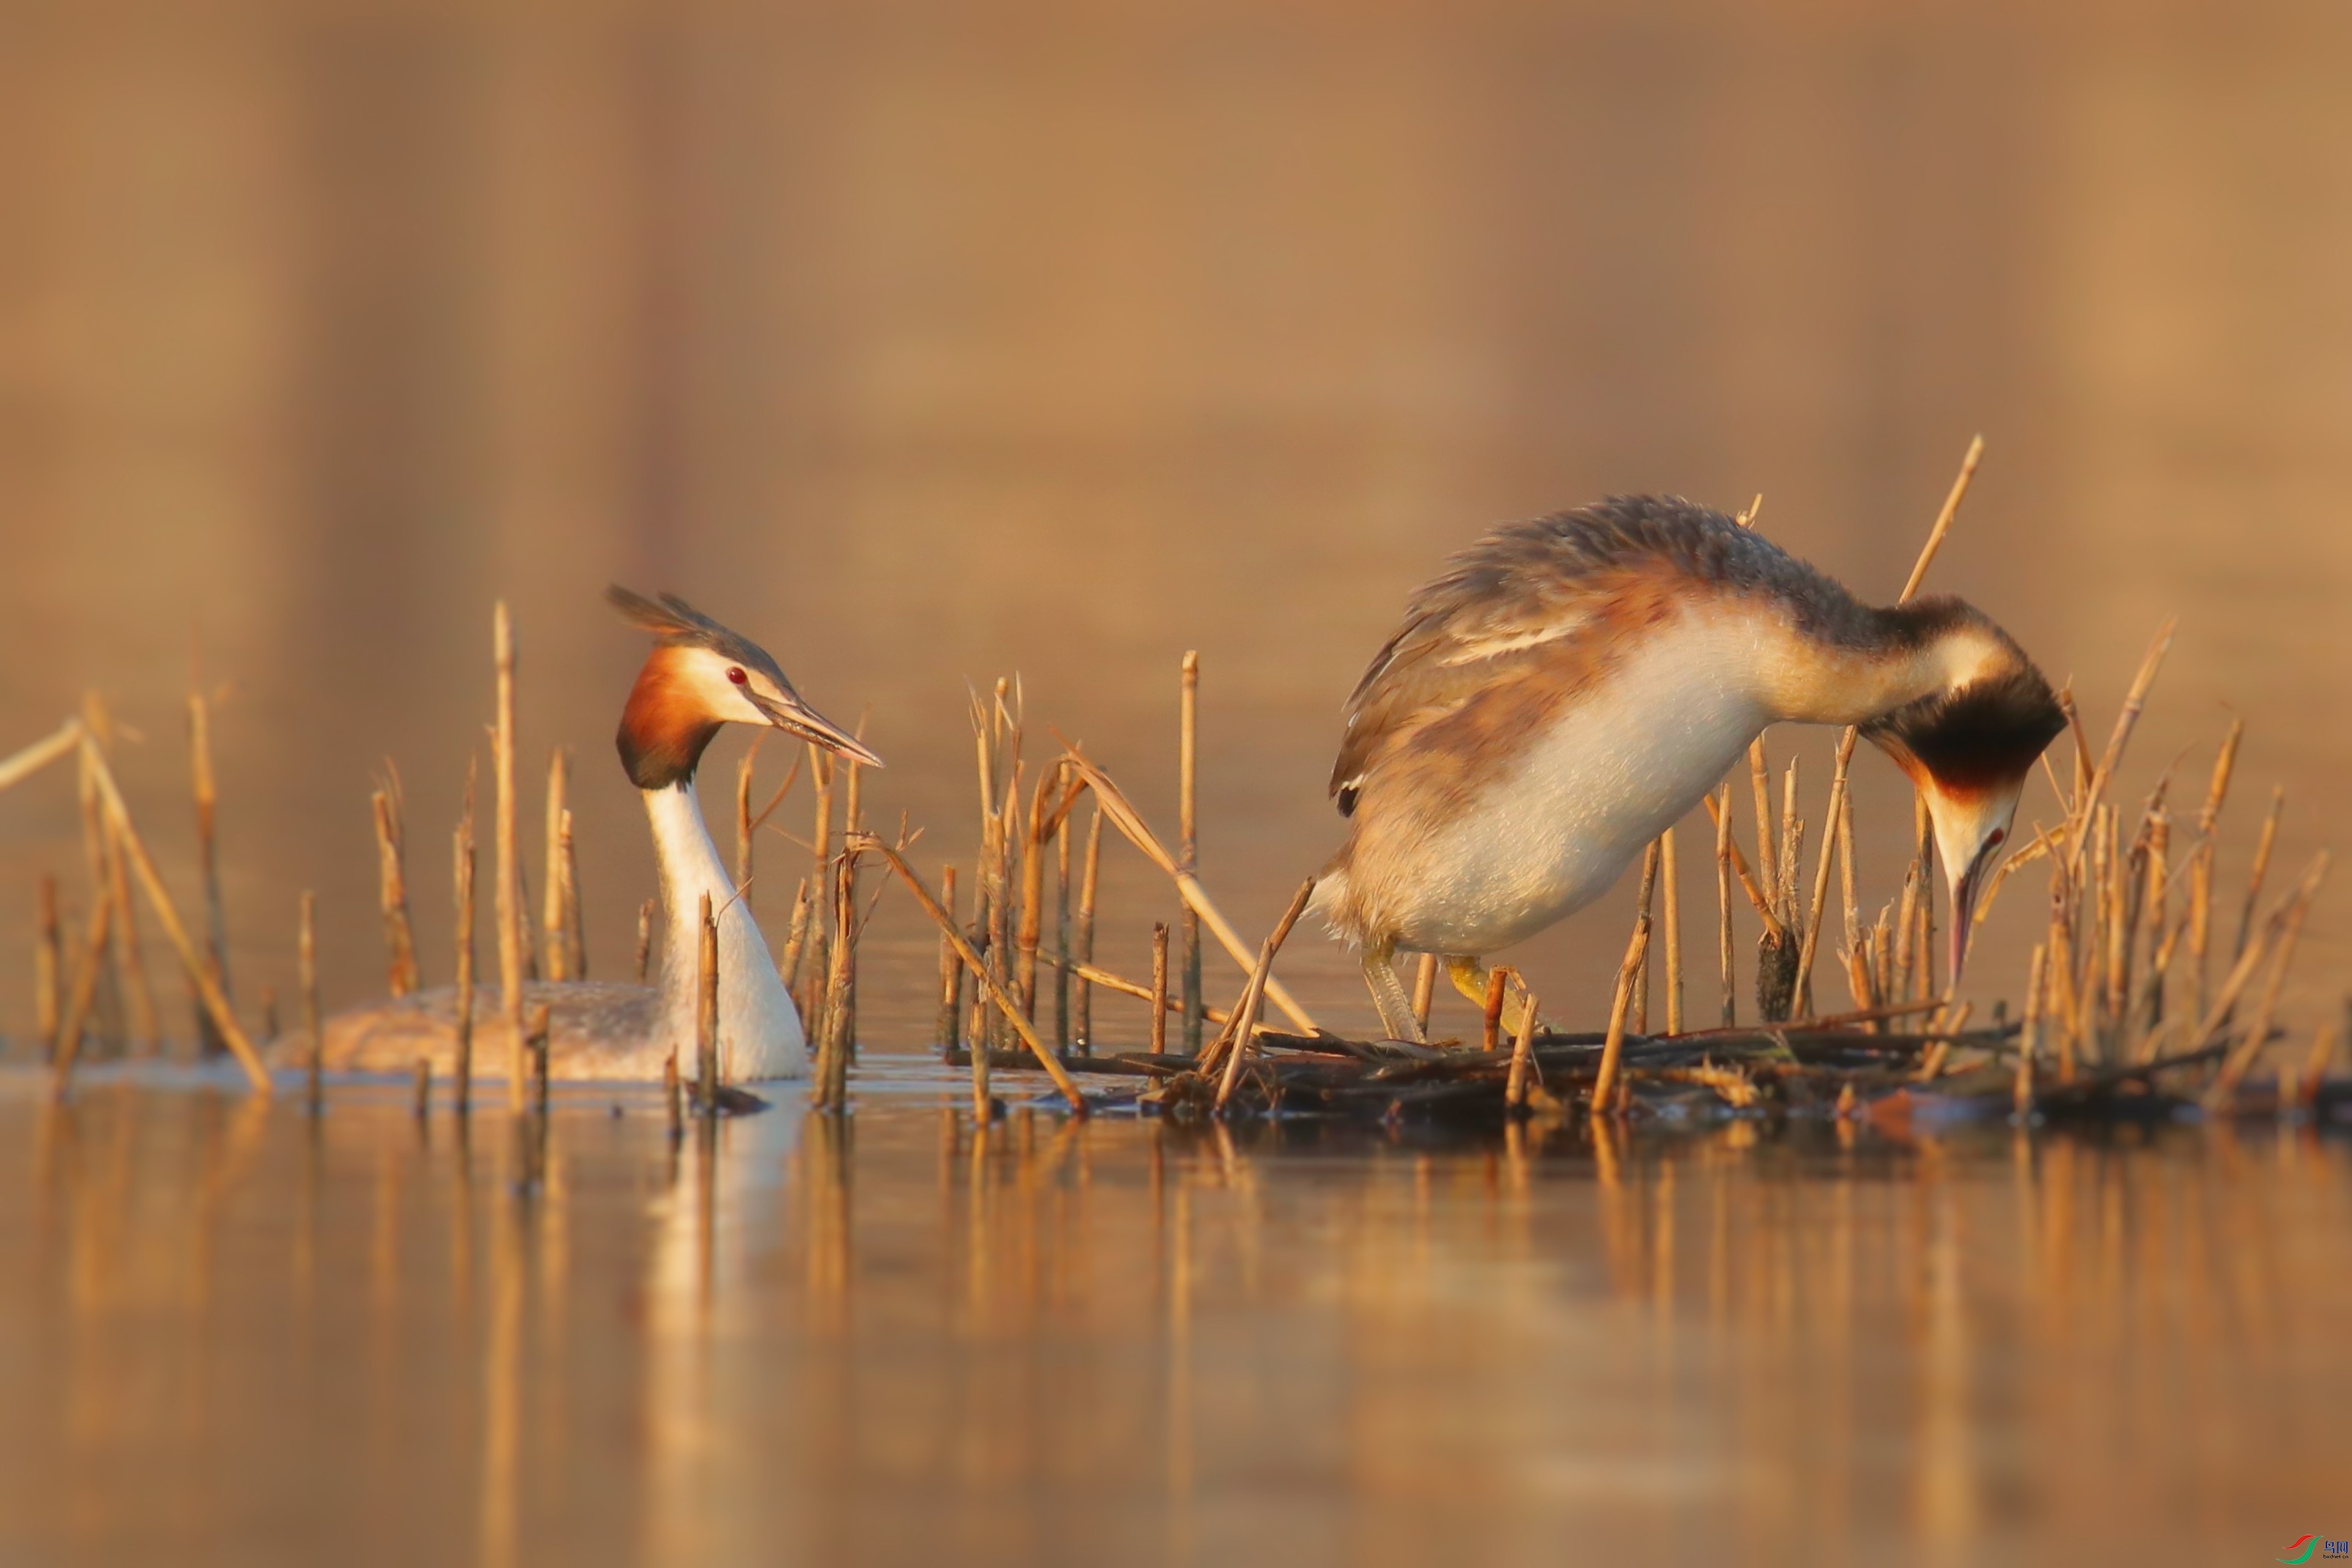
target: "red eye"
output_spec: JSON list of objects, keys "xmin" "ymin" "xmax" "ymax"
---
[
  {"xmin": 726, "ymin": 666, "xmax": 748, "ymax": 685},
  {"xmin": 1986, "ymin": 829, "xmax": 2005, "ymax": 848}
]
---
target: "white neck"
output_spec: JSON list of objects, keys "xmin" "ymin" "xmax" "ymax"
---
[{"xmin": 642, "ymin": 780, "xmax": 806, "ymax": 1080}]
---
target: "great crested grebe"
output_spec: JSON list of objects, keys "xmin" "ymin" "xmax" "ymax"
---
[
  {"xmin": 1313, "ymin": 494, "xmax": 2065, "ymax": 1041},
  {"xmin": 300, "ymin": 588, "xmax": 880, "ymax": 1081}
]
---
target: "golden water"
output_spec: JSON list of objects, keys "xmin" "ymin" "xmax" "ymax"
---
[{"xmin": 3, "ymin": 1076, "xmax": 2348, "ymax": 1567}]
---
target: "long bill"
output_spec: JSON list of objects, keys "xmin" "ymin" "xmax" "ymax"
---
[{"xmin": 753, "ymin": 689, "xmax": 882, "ymax": 768}]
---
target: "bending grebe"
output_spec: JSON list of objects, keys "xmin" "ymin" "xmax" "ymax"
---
[
  {"xmin": 300, "ymin": 588, "xmax": 880, "ymax": 1081},
  {"xmin": 1313, "ymin": 495, "xmax": 2065, "ymax": 1041}
]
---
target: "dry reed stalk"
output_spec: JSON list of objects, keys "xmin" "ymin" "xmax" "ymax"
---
[
  {"xmin": 731, "ymin": 742, "xmax": 803, "ymax": 922},
  {"xmin": 1179, "ymin": 651, "xmax": 1202, "ymax": 1054},
  {"xmin": 2139, "ymin": 809, "xmax": 2172, "ymax": 1032},
  {"xmin": 858, "ymin": 835, "xmax": 1088, "ymax": 1114},
  {"xmin": 102, "ymin": 810, "xmax": 157, "ymax": 1053},
  {"xmin": 50, "ymin": 871, "xmax": 114, "ymax": 1079},
  {"xmin": 1055, "ymin": 774, "xmax": 1072, "ymax": 1049},
  {"xmin": 1481, "ymin": 966, "xmax": 1510, "ymax": 1053},
  {"xmin": 72, "ymin": 744, "xmax": 122, "ymax": 1052},
  {"xmin": 34, "ymin": 875, "xmax": 60, "ymax": 1047},
  {"xmin": 188, "ymin": 684, "xmax": 235, "ymax": 1057},
  {"xmin": 84, "ymin": 698, "xmax": 156, "ymax": 1052},
  {"xmin": 2013, "ymin": 940, "xmax": 2051, "ymax": 1109},
  {"xmin": 1210, "ymin": 877, "xmax": 1316, "ymax": 1113},
  {"xmin": 2069, "ymin": 623, "xmax": 2176, "ymax": 865},
  {"xmin": 1661, "ymin": 827, "xmax": 1684, "ymax": 1035},
  {"xmin": 0, "ymin": 717, "xmax": 81, "ymax": 795},
  {"xmin": 493, "ymin": 603, "xmax": 524, "ymax": 1108},
  {"xmin": 839, "ymin": 756, "xmax": 864, "ymax": 1053},
  {"xmin": 1075, "ymin": 805, "xmax": 1102, "ymax": 1050},
  {"xmin": 1715, "ymin": 785, "xmax": 1735, "ymax": 1027},
  {"xmin": 635, "ymin": 896, "xmax": 657, "ymax": 985},
  {"xmin": 373, "ymin": 780, "xmax": 421, "ymax": 996},
  {"xmin": 936, "ymin": 864, "xmax": 962, "ymax": 1054},
  {"xmin": 452, "ymin": 770, "xmax": 477, "ymax": 1113},
  {"xmin": 540, "ymin": 750, "xmax": 569, "ymax": 982},
  {"xmin": 663, "ymin": 1049, "xmax": 681, "ymax": 1136},
  {"xmin": 696, "ymin": 893, "xmax": 719, "ymax": 1112},
  {"xmin": 1060, "ymin": 752, "xmax": 1319, "ymax": 1032},
  {"xmin": 2233, "ymin": 787, "xmax": 2283, "ymax": 964},
  {"xmin": 1895, "ymin": 858, "xmax": 1922, "ymax": 1004},
  {"xmin": 801, "ymin": 747, "xmax": 836, "ymax": 1023},
  {"xmin": 1016, "ymin": 771, "xmax": 1051, "ymax": 1016},
  {"xmin": 2298, "ymin": 1011, "xmax": 2342, "ymax": 1107},
  {"xmin": 1411, "ymin": 952, "xmax": 1439, "ymax": 1036},
  {"xmin": 1631, "ymin": 840, "xmax": 1660, "ymax": 1033},
  {"xmin": 816, "ymin": 854, "xmax": 857, "ymax": 1109},
  {"xmin": 1777, "ymin": 756, "xmax": 1801, "ymax": 918},
  {"xmin": 1698, "ymin": 789, "xmax": 1786, "ymax": 942},
  {"xmin": 2186, "ymin": 842, "xmax": 2216, "ymax": 1028},
  {"xmin": 414, "ymin": 1057, "xmax": 431, "ymax": 1120},
  {"xmin": 2205, "ymin": 854, "xmax": 2327, "ymax": 1106},
  {"xmin": 986, "ymin": 774, "xmax": 1017, "ymax": 1057},
  {"xmin": 1505, "ymin": 988, "xmax": 1542, "ymax": 1112},
  {"xmin": 1149, "ymin": 922, "xmax": 1170, "ymax": 1055},
  {"xmin": 1588, "ymin": 917, "xmax": 1651, "ymax": 1114},
  {"xmin": 1747, "ymin": 740, "xmax": 1777, "ymax": 897},
  {"xmin": 301, "ymin": 890, "xmax": 322, "ymax": 1112},
  {"xmin": 78, "ymin": 739, "xmax": 268, "ymax": 1089},
  {"xmin": 529, "ymin": 1002, "xmax": 552, "ymax": 1114}
]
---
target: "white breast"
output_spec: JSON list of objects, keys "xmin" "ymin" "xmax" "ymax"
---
[{"xmin": 1387, "ymin": 614, "xmax": 1769, "ymax": 955}]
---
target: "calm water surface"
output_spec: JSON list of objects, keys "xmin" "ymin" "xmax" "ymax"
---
[{"xmin": 1, "ymin": 1073, "xmax": 2347, "ymax": 1567}]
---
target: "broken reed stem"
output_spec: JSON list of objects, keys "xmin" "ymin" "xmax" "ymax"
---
[
  {"xmin": 1700, "ymin": 788, "xmax": 1787, "ymax": 942},
  {"xmin": 1747, "ymin": 740, "xmax": 1776, "ymax": 898},
  {"xmin": 188, "ymin": 684, "xmax": 235, "ymax": 1057},
  {"xmin": 1060, "ymin": 751, "xmax": 1319, "ymax": 1033},
  {"xmin": 1149, "ymin": 922, "xmax": 1170, "ymax": 1056},
  {"xmin": 2206, "ymin": 854, "xmax": 2328, "ymax": 1106},
  {"xmin": 1055, "ymin": 775, "xmax": 1072, "ymax": 1050},
  {"xmin": 301, "ymin": 890, "xmax": 322, "ymax": 1112},
  {"xmin": 1504, "ymin": 985, "xmax": 1542, "ymax": 1112},
  {"xmin": 539, "ymin": 749, "xmax": 568, "ymax": 981},
  {"xmin": 50, "ymin": 870, "xmax": 115, "ymax": 1081},
  {"xmin": 1588, "ymin": 916, "xmax": 1652, "ymax": 1114},
  {"xmin": 816, "ymin": 851, "xmax": 857, "ymax": 1109},
  {"xmin": 72, "ymin": 738, "xmax": 123, "ymax": 1054},
  {"xmin": 1179, "ymin": 651, "xmax": 1202, "ymax": 1054},
  {"xmin": 1661, "ymin": 827, "xmax": 1683, "ymax": 1035},
  {"xmin": 2017, "ymin": 941, "xmax": 2047, "ymax": 1114},
  {"xmin": 1631, "ymin": 840, "xmax": 1660, "ymax": 1033},
  {"xmin": 373, "ymin": 780, "xmax": 421, "ymax": 996},
  {"xmin": 493, "ymin": 603, "xmax": 525, "ymax": 1108},
  {"xmin": 1481, "ymin": 965, "xmax": 1509, "ymax": 1053},
  {"xmin": 1075, "ymin": 805, "xmax": 1102, "ymax": 1050},
  {"xmin": 452, "ymin": 766, "xmax": 477, "ymax": 1113},
  {"xmin": 529, "ymin": 1002, "xmax": 551, "ymax": 1115},
  {"xmin": 78, "ymin": 738, "xmax": 267, "ymax": 1090},
  {"xmin": 1410, "ymin": 952, "xmax": 1439, "ymax": 1037},
  {"xmin": 34, "ymin": 874, "xmax": 60, "ymax": 1048},
  {"xmin": 696, "ymin": 892, "xmax": 718, "ymax": 1114},
  {"xmin": 1016, "ymin": 769, "xmax": 1051, "ymax": 1017},
  {"xmin": 802, "ymin": 747, "xmax": 836, "ymax": 1024},
  {"xmin": 858, "ymin": 835, "xmax": 1088, "ymax": 1115},
  {"xmin": 1211, "ymin": 876, "xmax": 1316, "ymax": 1113},
  {"xmin": 2071, "ymin": 621, "xmax": 2177, "ymax": 865},
  {"xmin": 2233, "ymin": 787, "xmax": 2283, "ymax": 964},
  {"xmin": 935, "ymin": 864, "xmax": 962, "ymax": 1055},
  {"xmin": 84, "ymin": 702, "xmax": 158, "ymax": 1054},
  {"xmin": 1714, "ymin": 785, "xmax": 1736, "ymax": 1027}
]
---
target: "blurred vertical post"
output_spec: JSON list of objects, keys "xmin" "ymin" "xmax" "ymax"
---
[
  {"xmin": 188, "ymin": 681, "xmax": 235, "ymax": 1057},
  {"xmin": 494, "ymin": 603, "xmax": 525, "ymax": 1107},
  {"xmin": 1179, "ymin": 651, "xmax": 1201, "ymax": 1054}
]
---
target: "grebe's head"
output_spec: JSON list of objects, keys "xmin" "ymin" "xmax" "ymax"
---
[
  {"xmin": 1862, "ymin": 601, "xmax": 2065, "ymax": 980},
  {"xmin": 608, "ymin": 586, "xmax": 881, "ymax": 791}
]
